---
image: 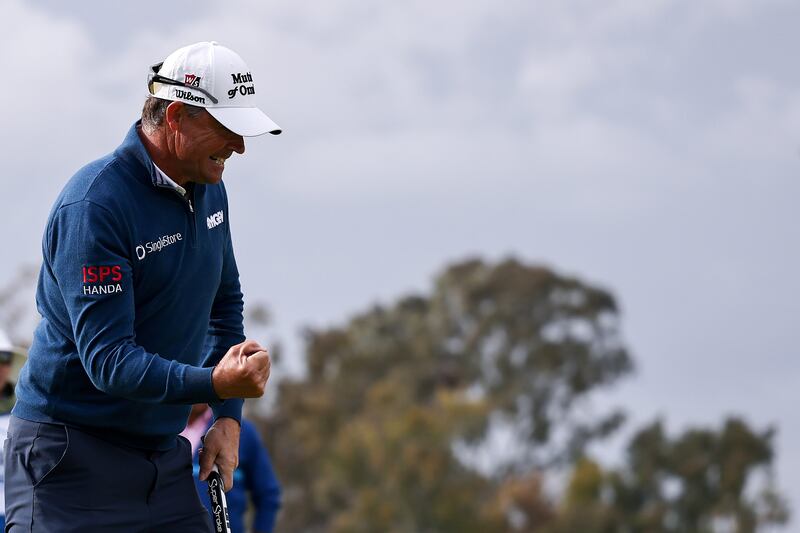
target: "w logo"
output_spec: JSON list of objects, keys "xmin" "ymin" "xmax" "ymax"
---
[{"xmin": 184, "ymin": 74, "xmax": 202, "ymax": 87}]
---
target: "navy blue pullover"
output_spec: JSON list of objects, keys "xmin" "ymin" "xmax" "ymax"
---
[{"xmin": 14, "ymin": 122, "xmax": 246, "ymax": 450}]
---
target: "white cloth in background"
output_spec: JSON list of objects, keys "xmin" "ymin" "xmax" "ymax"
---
[{"xmin": 179, "ymin": 408, "xmax": 213, "ymax": 456}]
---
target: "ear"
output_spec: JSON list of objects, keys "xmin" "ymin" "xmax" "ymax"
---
[{"xmin": 164, "ymin": 101, "xmax": 186, "ymax": 133}]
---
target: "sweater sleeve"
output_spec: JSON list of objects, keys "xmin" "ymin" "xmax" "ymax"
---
[
  {"xmin": 241, "ymin": 421, "xmax": 281, "ymax": 532},
  {"xmin": 204, "ymin": 192, "xmax": 246, "ymax": 422},
  {"xmin": 48, "ymin": 200, "xmax": 219, "ymax": 404}
]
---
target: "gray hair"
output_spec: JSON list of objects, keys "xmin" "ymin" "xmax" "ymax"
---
[{"xmin": 141, "ymin": 97, "xmax": 204, "ymax": 134}]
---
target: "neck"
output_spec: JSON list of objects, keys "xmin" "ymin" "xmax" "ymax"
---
[{"xmin": 138, "ymin": 124, "xmax": 189, "ymax": 186}]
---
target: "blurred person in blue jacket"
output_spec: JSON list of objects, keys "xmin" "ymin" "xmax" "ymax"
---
[{"xmin": 183, "ymin": 403, "xmax": 281, "ymax": 533}]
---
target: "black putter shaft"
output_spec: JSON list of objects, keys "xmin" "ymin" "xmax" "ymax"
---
[
  {"xmin": 207, "ymin": 464, "xmax": 232, "ymax": 533},
  {"xmin": 200, "ymin": 435, "xmax": 232, "ymax": 533}
]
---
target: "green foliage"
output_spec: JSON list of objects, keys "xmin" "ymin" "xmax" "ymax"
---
[
  {"xmin": 549, "ymin": 419, "xmax": 788, "ymax": 533},
  {"xmin": 263, "ymin": 257, "xmax": 633, "ymax": 531},
  {"xmin": 256, "ymin": 257, "xmax": 787, "ymax": 531}
]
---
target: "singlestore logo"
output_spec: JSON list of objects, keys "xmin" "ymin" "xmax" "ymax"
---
[{"xmin": 135, "ymin": 232, "xmax": 183, "ymax": 260}]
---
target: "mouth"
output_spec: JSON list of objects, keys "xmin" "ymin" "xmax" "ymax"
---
[{"xmin": 210, "ymin": 156, "xmax": 227, "ymax": 167}]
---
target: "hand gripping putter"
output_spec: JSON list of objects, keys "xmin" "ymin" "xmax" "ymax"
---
[{"xmin": 207, "ymin": 464, "xmax": 232, "ymax": 533}]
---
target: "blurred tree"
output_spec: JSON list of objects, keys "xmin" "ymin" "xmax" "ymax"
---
[
  {"xmin": 263, "ymin": 257, "xmax": 632, "ymax": 531},
  {"xmin": 549, "ymin": 418, "xmax": 788, "ymax": 533}
]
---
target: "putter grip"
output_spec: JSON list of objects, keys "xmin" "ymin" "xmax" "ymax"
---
[{"xmin": 207, "ymin": 465, "xmax": 232, "ymax": 533}]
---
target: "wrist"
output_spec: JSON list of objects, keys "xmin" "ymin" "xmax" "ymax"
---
[
  {"xmin": 210, "ymin": 365, "xmax": 226, "ymax": 400},
  {"xmin": 213, "ymin": 415, "xmax": 241, "ymax": 429}
]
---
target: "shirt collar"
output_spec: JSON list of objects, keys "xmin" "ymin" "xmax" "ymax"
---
[
  {"xmin": 115, "ymin": 121, "xmax": 186, "ymax": 192},
  {"xmin": 152, "ymin": 162, "xmax": 187, "ymax": 197},
  {"xmin": 115, "ymin": 121, "xmax": 159, "ymax": 186}
]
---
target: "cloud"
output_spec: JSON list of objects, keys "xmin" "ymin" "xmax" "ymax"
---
[
  {"xmin": 0, "ymin": 1, "xmax": 92, "ymax": 114},
  {"xmin": 0, "ymin": 1, "xmax": 101, "ymax": 262},
  {"xmin": 700, "ymin": 77, "xmax": 800, "ymax": 168}
]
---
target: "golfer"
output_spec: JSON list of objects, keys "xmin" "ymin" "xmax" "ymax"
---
[{"xmin": 5, "ymin": 41, "xmax": 281, "ymax": 532}]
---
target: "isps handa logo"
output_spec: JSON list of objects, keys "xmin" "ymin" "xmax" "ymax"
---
[{"xmin": 82, "ymin": 265, "xmax": 123, "ymax": 296}]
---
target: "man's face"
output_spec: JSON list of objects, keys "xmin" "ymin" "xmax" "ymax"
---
[{"xmin": 172, "ymin": 106, "xmax": 246, "ymax": 185}]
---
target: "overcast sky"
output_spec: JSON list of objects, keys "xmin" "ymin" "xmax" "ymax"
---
[{"xmin": 1, "ymin": 0, "xmax": 798, "ymax": 522}]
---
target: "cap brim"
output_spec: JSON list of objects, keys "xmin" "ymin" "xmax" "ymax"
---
[
  {"xmin": 0, "ymin": 348, "xmax": 26, "ymax": 364},
  {"xmin": 207, "ymin": 107, "xmax": 282, "ymax": 137}
]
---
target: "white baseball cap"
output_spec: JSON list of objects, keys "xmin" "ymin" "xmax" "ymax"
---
[
  {"xmin": 0, "ymin": 329, "xmax": 24, "ymax": 364},
  {"xmin": 148, "ymin": 41, "xmax": 281, "ymax": 137}
]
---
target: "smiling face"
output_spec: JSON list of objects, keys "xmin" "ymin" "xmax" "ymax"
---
[{"xmin": 167, "ymin": 102, "xmax": 246, "ymax": 185}]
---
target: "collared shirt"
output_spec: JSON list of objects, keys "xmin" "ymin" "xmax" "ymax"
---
[{"xmin": 152, "ymin": 163, "xmax": 187, "ymax": 197}]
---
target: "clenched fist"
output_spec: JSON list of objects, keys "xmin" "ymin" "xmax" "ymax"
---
[{"xmin": 211, "ymin": 339, "xmax": 271, "ymax": 399}]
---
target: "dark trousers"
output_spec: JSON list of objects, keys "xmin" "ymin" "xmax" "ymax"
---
[{"xmin": 4, "ymin": 416, "xmax": 213, "ymax": 532}]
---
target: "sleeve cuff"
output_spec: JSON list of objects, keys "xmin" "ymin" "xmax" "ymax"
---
[
  {"xmin": 211, "ymin": 398, "xmax": 244, "ymax": 424},
  {"xmin": 182, "ymin": 365, "xmax": 218, "ymax": 403}
]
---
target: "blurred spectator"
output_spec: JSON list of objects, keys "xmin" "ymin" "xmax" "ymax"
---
[
  {"xmin": 0, "ymin": 330, "xmax": 23, "ymax": 531},
  {"xmin": 182, "ymin": 404, "xmax": 281, "ymax": 533}
]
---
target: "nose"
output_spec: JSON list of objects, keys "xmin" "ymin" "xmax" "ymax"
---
[{"xmin": 229, "ymin": 134, "xmax": 245, "ymax": 155}]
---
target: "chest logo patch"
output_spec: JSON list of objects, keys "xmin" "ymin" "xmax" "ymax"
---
[
  {"xmin": 135, "ymin": 232, "xmax": 183, "ymax": 261},
  {"xmin": 207, "ymin": 210, "xmax": 224, "ymax": 230}
]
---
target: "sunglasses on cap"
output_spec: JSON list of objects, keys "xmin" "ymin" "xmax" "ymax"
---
[{"xmin": 147, "ymin": 62, "xmax": 219, "ymax": 105}]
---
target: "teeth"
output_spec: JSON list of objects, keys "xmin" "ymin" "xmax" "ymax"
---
[{"xmin": 211, "ymin": 157, "xmax": 225, "ymax": 166}]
